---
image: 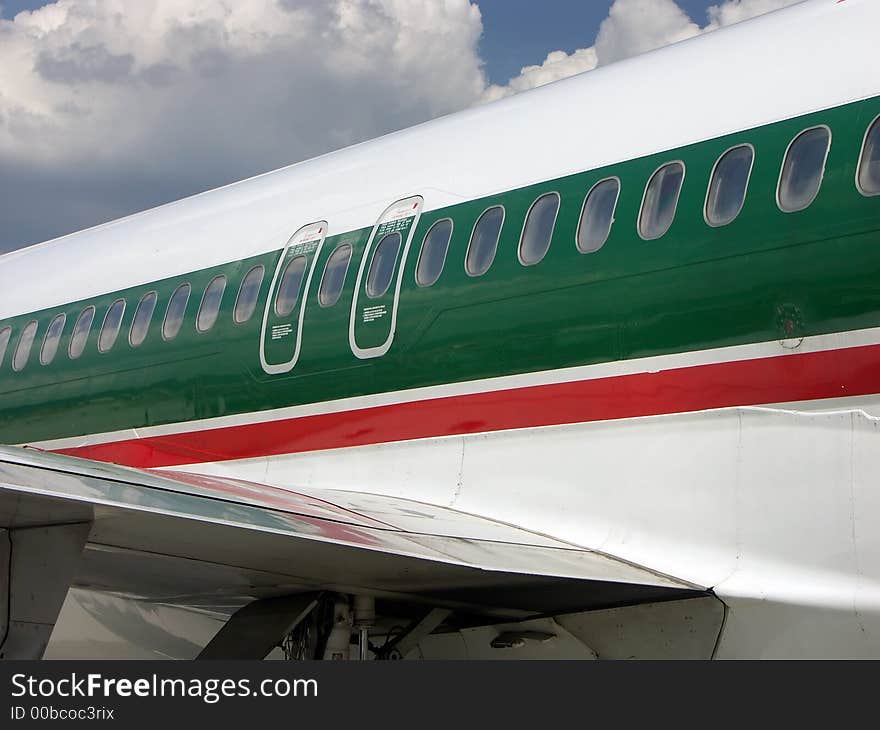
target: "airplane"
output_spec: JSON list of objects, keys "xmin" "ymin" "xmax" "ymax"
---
[{"xmin": 0, "ymin": 0, "xmax": 878, "ymax": 660}]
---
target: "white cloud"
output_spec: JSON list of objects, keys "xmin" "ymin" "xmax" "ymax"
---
[
  {"xmin": 594, "ymin": 0, "xmax": 700, "ymax": 66},
  {"xmin": 482, "ymin": 47, "xmax": 598, "ymax": 104},
  {"xmin": 706, "ymin": 0, "xmax": 805, "ymax": 27},
  {"xmin": 482, "ymin": 0, "xmax": 803, "ymax": 102},
  {"xmin": 0, "ymin": 0, "xmax": 485, "ymax": 250},
  {"xmin": 0, "ymin": 0, "xmax": 486, "ymax": 165}
]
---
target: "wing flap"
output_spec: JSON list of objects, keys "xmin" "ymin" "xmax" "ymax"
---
[{"xmin": 0, "ymin": 445, "xmax": 703, "ymax": 618}]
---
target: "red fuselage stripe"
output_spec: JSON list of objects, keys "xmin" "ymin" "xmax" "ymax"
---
[{"xmin": 52, "ymin": 343, "xmax": 880, "ymax": 468}]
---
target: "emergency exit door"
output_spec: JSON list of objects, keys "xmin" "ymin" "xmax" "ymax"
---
[
  {"xmin": 260, "ymin": 221, "xmax": 328, "ymax": 374},
  {"xmin": 349, "ymin": 196, "xmax": 423, "ymax": 359}
]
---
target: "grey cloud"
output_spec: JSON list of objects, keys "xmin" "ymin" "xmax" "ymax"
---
[
  {"xmin": 35, "ymin": 43, "xmax": 135, "ymax": 84},
  {"xmin": 278, "ymin": 0, "xmax": 335, "ymax": 22},
  {"xmin": 54, "ymin": 100, "xmax": 89, "ymax": 117},
  {"xmin": 190, "ymin": 49, "xmax": 230, "ymax": 79},
  {"xmin": 138, "ymin": 62, "xmax": 180, "ymax": 88},
  {"xmin": 0, "ymin": 153, "xmax": 250, "ymax": 254},
  {"xmin": 0, "ymin": 101, "xmax": 53, "ymax": 145}
]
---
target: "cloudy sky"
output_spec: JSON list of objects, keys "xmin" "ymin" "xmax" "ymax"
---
[{"xmin": 0, "ymin": 0, "xmax": 802, "ymax": 253}]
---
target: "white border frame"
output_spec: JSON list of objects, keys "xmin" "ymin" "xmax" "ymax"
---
[
  {"xmin": 68, "ymin": 306, "xmax": 96, "ymax": 360},
  {"xmin": 576, "ymin": 176, "xmax": 621, "ymax": 254},
  {"xmin": 703, "ymin": 143, "xmax": 756, "ymax": 228},
  {"xmin": 638, "ymin": 160, "xmax": 687, "ymax": 241},
  {"xmin": 260, "ymin": 220, "xmax": 328, "ymax": 375},
  {"xmin": 365, "ymin": 231, "xmax": 404, "ymax": 299},
  {"xmin": 232, "ymin": 266, "xmax": 265, "ymax": 325},
  {"xmin": 196, "ymin": 275, "xmax": 227, "ymax": 334},
  {"xmin": 776, "ymin": 125, "xmax": 832, "ymax": 213},
  {"xmin": 349, "ymin": 196, "xmax": 423, "ymax": 360},
  {"xmin": 415, "ymin": 218, "xmax": 454, "ymax": 287},
  {"xmin": 161, "ymin": 283, "xmax": 191, "ymax": 342},
  {"xmin": 40, "ymin": 312, "xmax": 67, "ymax": 366},
  {"xmin": 317, "ymin": 243, "xmax": 353, "ymax": 308},
  {"xmin": 465, "ymin": 205, "xmax": 505, "ymax": 277},
  {"xmin": 856, "ymin": 112, "xmax": 880, "ymax": 198},
  {"xmin": 517, "ymin": 191, "xmax": 561, "ymax": 267},
  {"xmin": 12, "ymin": 319, "xmax": 38, "ymax": 372},
  {"xmin": 129, "ymin": 291, "xmax": 158, "ymax": 348},
  {"xmin": 0, "ymin": 325, "xmax": 11, "ymax": 369},
  {"xmin": 98, "ymin": 298, "xmax": 126, "ymax": 354}
]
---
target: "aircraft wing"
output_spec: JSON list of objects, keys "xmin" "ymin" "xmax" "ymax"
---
[{"xmin": 0, "ymin": 444, "xmax": 705, "ymax": 658}]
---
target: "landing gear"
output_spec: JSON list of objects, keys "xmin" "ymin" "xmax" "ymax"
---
[{"xmin": 354, "ymin": 595, "xmax": 375, "ymax": 661}]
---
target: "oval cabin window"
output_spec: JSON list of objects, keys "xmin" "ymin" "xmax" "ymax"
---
[
  {"xmin": 0, "ymin": 326, "xmax": 11, "ymax": 368},
  {"xmin": 233, "ymin": 266, "xmax": 265, "ymax": 324},
  {"xmin": 705, "ymin": 145, "xmax": 754, "ymax": 227},
  {"xmin": 13, "ymin": 320, "xmax": 38, "ymax": 372},
  {"xmin": 366, "ymin": 232, "xmax": 402, "ymax": 299},
  {"xmin": 416, "ymin": 219, "xmax": 453, "ymax": 287},
  {"xmin": 577, "ymin": 178, "xmax": 620, "ymax": 254},
  {"xmin": 274, "ymin": 256, "xmax": 307, "ymax": 317},
  {"xmin": 519, "ymin": 193, "xmax": 560, "ymax": 266},
  {"xmin": 197, "ymin": 275, "xmax": 226, "ymax": 333},
  {"xmin": 466, "ymin": 206, "xmax": 504, "ymax": 276},
  {"xmin": 639, "ymin": 162, "xmax": 685, "ymax": 240},
  {"xmin": 778, "ymin": 127, "xmax": 831, "ymax": 213},
  {"xmin": 319, "ymin": 244, "xmax": 352, "ymax": 307},
  {"xmin": 129, "ymin": 291, "xmax": 158, "ymax": 347},
  {"xmin": 69, "ymin": 306, "xmax": 95, "ymax": 360},
  {"xmin": 858, "ymin": 116, "xmax": 880, "ymax": 196},
  {"xmin": 163, "ymin": 283, "xmax": 191, "ymax": 341},
  {"xmin": 99, "ymin": 299, "xmax": 126, "ymax": 353},
  {"xmin": 40, "ymin": 313, "xmax": 66, "ymax": 365}
]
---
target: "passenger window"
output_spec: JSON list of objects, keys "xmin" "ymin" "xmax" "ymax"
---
[
  {"xmin": 519, "ymin": 193, "xmax": 560, "ymax": 266},
  {"xmin": 197, "ymin": 275, "xmax": 227, "ymax": 333},
  {"xmin": 858, "ymin": 116, "xmax": 880, "ymax": 196},
  {"xmin": 778, "ymin": 127, "xmax": 831, "ymax": 212},
  {"xmin": 163, "ymin": 283, "xmax": 191, "ymax": 341},
  {"xmin": 12, "ymin": 320, "xmax": 38, "ymax": 372},
  {"xmin": 98, "ymin": 299, "xmax": 126, "ymax": 353},
  {"xmin": 577, "ymin": 178, "xmax": 620, "ymax": 254},
  {"xmin": 129, "ymin": 291, "xmax": 158, "ymax": 347},
  {"xmin": 0, "ymin": 326, "xmax": 10, "ymax": 368},
  {"xmin": 416, "ymin": 219, "xmax": 453, "ymax": 287},
  {"xmin": 233, "ymin": 266, "xmax": 265, "ymax": 324},
  {"xmin": 319, "ymin": 244, "xmax": 352, "ymax": 307},
  {"xmin": 69, "ymin": 306, "xmax": 95, "ymax": 359},
  {"xmin": 366, "ymin": 232, "xmax": 402, "ymax": 298},
  {"xmin": 40, "ymin": 313, "xmax": 66, "ymax": 365},
  {"xmin": 466, "ymin": 206, "xmax": 504, "ymax": 276},
  {"xmin": 705, "ymin": 145, "xmax": 754, "ymax": 227},
  {"xmin": 274, "ymin": 256, "xmax": 307, "ymax": 317},
  {"xmin": 639, "ymin": 162, "xmax": 685, "ymax": 240}
]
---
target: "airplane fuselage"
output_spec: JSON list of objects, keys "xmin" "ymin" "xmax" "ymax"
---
[{"xmin": 1, "ymin": 0, "xmax": 880, "ymax": 658}]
